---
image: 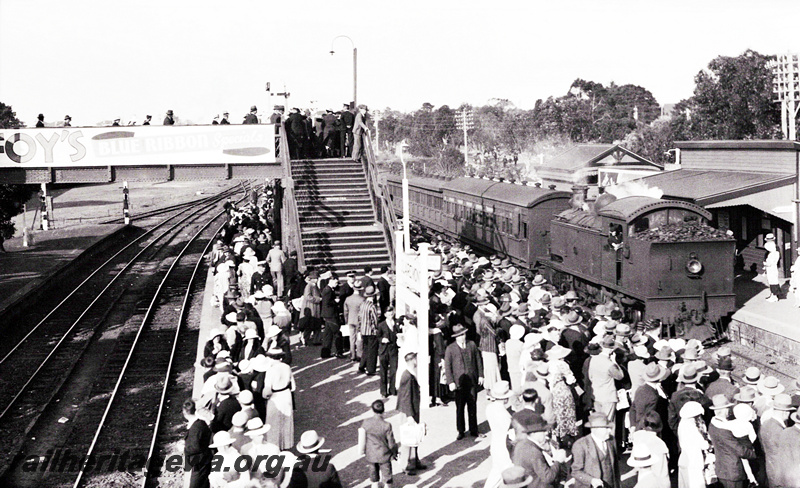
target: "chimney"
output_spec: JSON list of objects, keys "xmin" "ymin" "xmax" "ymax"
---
[{"xmin": 571, "ymin": 184, "xmax": 589, "ymax": 210}]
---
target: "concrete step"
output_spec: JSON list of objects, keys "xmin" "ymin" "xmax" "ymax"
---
[{"xmin": 299, "ymin": 218, "xmax": 377, "ymax": 227}]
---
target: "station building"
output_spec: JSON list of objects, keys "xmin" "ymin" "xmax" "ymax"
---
[
  {"xmin": 533, "ymin": 143, "xmax": 663, "ymax": 192},
  {"xmin": 636, "ymin": 140, "xmax": 799, "ymax": 275}
]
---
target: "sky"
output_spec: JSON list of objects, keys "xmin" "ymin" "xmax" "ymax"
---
[{"xmin": 1, "ymin": 0, "xmax": 798, "ymax": 126}]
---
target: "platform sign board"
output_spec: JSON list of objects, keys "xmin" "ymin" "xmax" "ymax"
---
[
  {"xmin": 0, "ymin": 125, "xmax": 276, "ymax": 168},
  {"xmin": 395, "ymin": 231, "xmax": 432, "ymax": 410}
]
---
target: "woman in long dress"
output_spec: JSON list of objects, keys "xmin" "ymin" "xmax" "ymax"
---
[
  {"xmin": 483, "ymin": 381, "xmax": 513, "ymax": 488},
  {"xmin": 476, "ymin": 309, "xmax": 501, "ymax": 390},
  {"xmin": 764, "ymin": 240, "xmax": 781, "ymax": 302},
  {"xmin": 261, "ymin": 356, "xmax": 295, "ymax": 450},
  {"xmin": 678, "ymin": 401, "xmax": 710, "ymax": 488}
]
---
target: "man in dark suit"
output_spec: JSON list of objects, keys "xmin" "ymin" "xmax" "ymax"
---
[
  {"xmin": 397, "ymin": 352, "xmax": 426, "ymax": 475},
  {"xmin": 444, "ymin": 324, "xmax": 484, "ymax": 439},
  {"xmin": 320, "ymin": 276, "xmax": 343, "ymax": 358},
  {"xmin": 183, "ymin": 400, "xmax": 213, "ymax": 488},
  {"xmin": 376, "ymin": 311, "xmax": 399, "ymax": 397},
  {"xmin": 705, "ymin": 357, "xmax": 739, "ymax": 402},
  {"xmin": 321, "ymin": 109, "xmax": 338, "ymax": 157},
  {"xmin": 667, "ymin": 364, "xmax": 711, "ymax": 433},
  {"xmin": 339, "ymin": 103, "xmax": 355, "ymax": 156},
  {"xmin": 708, "ymin": 394, "xmax": 756, "ymax": 488},
  {"xmin": 510, "ymin": 409, "xmax": 568, "ymax": 488},
  {"xmin": 293, "ymin": 430, "xmax": 342, "ymax": 488},
  {"xmin": 243, "ymin": 105, "xmax": 259, "ymax": 124},
  {"xmin": 630, "ymin": 363, "xmax": 670, "ymax": 429},
  {"xmin": 571, "ymin": 413, "xmax": 621, "ymax": 488},
  {"xmin": 376, "ymin": 265, "xmax": 392, "ymax": 319},
  {"xmin": 36, "ymin": 113, "xmax": 45, "ymax": 127},
  {"xmin": 210, "ymin": 375, "xmax": 241, "ymax": 433},
  {"xmin": 359, "ymin": 400, "xmax": 397, "ymax": 488},
  {"xmin": 163, "ymin": 109, "xmax": 175, "ymax": 125},
  {"xmin": 220, "ymin": 111, "xmax": 230, "ymax": 124},
  {"xmin": 286, "ymin": 107, "xmax": 307, "ymax": 159}
]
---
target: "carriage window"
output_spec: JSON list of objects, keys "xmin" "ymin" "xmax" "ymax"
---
[{"xmin": 521, "ymin": 222, "xmax": 528, "ymax": 238}]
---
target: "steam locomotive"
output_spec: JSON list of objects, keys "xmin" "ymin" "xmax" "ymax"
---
[{"xmin": 384, "ymin": 173, "xmax": 736, "ymax": 338}]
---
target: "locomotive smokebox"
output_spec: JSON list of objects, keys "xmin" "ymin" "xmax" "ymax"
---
[{"xmin": 570, "ymin": 185, "xmax": 589, "ymax": 210}]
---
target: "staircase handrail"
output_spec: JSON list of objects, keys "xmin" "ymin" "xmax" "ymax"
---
[
  {"xmin": 279, "ymin": 124, "xmax": 305, "ymax": 270},
  {"xmin": 361, "ymin": 129, "xmax": 397, "ymax": 269}
]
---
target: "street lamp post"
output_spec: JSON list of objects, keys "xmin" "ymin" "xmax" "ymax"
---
[
  {"xmin": 330, "ymin": 35, "xmax": 357, "ymax": 107},
  {"xmin": 397, "ymin": 140, "xmax": 411, "ymax": 251}
]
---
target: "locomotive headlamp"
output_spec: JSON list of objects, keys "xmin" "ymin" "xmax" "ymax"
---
[{"xmin": 686, "ymin": 253, "xmax": 703, "ymax": 275}]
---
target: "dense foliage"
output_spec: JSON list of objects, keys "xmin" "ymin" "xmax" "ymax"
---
[
  {"xmin": 0, "ymin": 102, "xmax": 36, "ymax": 251},
  {"xmin": 375, "ymin": 50, "xmax": 783, "ymax": 176}
]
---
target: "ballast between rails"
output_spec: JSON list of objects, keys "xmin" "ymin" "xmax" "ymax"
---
[
  {"xmin": 0, "ymin": 188, "xmax": 246, "ymax": 424},
  {"xmin": 72, "ymin": 204, "xmax": 233, "ymax": 488}
]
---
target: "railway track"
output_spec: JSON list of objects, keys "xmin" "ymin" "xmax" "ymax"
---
[{"xmin": 0, "ymin": 184, "xmax": 251, "ymax": 486}]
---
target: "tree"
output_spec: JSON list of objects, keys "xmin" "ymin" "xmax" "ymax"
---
[
  {"xmin": 677, "ymin": 50, "xmax": 780, "ymax": 140},
  {"xmin": 0, "ymin": 102, "xmax": 36, "ymax": 251}
]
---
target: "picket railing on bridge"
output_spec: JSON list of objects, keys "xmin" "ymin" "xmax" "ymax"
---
[{"xmin": 360, "ymin": 129, "xmax": 397, "ymax": 269}]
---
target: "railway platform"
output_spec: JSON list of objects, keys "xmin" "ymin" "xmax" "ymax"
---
[
  {"xmin": 0, "ymin": 224, "xmax": 127, "ymax": 316},
  {"xmin": 728, "ymin": 271, "xmax": 800, "ymax": 366}
]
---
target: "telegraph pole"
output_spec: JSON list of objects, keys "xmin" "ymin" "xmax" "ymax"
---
[
  {"xmin": 373, "ymin": 110, "xmax": 382, "ymax": 150},
  {"xmin": 455, "ymin": 108, "xmax": 474, "ymax": 166},
  {"xmin": 770, "ymin": 53, "xmax": 800, "ymax": 262}
]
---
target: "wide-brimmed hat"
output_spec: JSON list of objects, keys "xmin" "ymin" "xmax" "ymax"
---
[
  {"xmin": 363, "ymin": 285, "xmax": 378, "ymax": 298},
  {"xmin": 531, "ymin": 274, "xmax": 547, "ymax": 286},
  {"xmin": 682, "ymin": 347, "xmax": 700, "ymax": 361},
  {"xmin": 586, "ymin": 412, "xmax": 611, "ymax": 429},
  {"xmin": 668, "ymin": 338, "xmax": 687, "ymax": 354},
  {"xmin": 614, "ymin": 323, "xmax": 632, "ymax": 337},
  {"xmin": 717, "ymin": 357, "xmax": 734, "ymax": 372},
  {"xmin": 451, "ymin": 324, "xmax": 468, "ymax": 338},
  {"xmin": 655, "ymin": 345, "xmax": 675, "ymax": 362},
  {"xmin": 209, "ymin": 431, "xmax": 236, "ymax": 448},
  {"xmin": 474, "ymin": 289, "xmax": 490, "ymax": 305},
  {"xmin": 633, "ymin": 345, "xmax": 650, "ymax": 360},
  {"xmin": 594, "ymin": 304, "xmax": 611, "ymax": 317},
  {"xmin": 791, "ymin": 410, "xmax": 800, "ymax": 424},
  {"xmin": 250, "ymin": 354, "xmax": 272, "ymax": 372},
  {"xmin": 678, "ymin": 364, "xmax": 699, "ymax": 384},
  {"xmin": 541, "ymin": 294, "xmax": 555, "ymax": 307},
  {"xmin": 563, "ymin": 311, "xmax": 582, "ymax": 325},
  {"xmin": 296, "ymin": 430, "xmax": 326, "ymax": 453},
  {"xmin": 489, "ymin": 381, "xmax": 514, "ymax": 400},
  {"xmin": 733, "ymin": 386, "xmax": 758, "ymax": 404},
  {"xmin": 546, "ymin": 345, "xmax": 571, "ymax": 360},
  {"xmin": 742, "ymin": 367, "xmax": 761, "ymax": 385},
  {"xmin": 643, "ymin": 363, "xmax": 669, "ymax": 383},
  {"xmin": 534, "ymin": 362, "xmax": 550, "ymax": 379},
  {"xmin": 585, "ymin": 342, "xmax": 602, "ymax": 356},
  {"xmin": 245, "ymin": 417, "xmax": 271, "ymax": 437},
  {"xmin": 513, "ymin": 303, "xmax": 529, "ymax": 317},
  {"xmin": 601, "ymin": 335, "xmax": 616, "ymax": 349},
  {"xmin": 244, "ymin": 328, "xmax": 260, "ymax": 341},
  {"xmin": 758, "ymin": 376, "xmax": 785, "ymax": 396},
  {"xmin": 264, "ymin": 325, "xmax": 282, "ymax": 339},
  {"xmin": 680, "ymin": 401, "xmax": 704, "ymax": 419},
  {"xmin": 514, "ymin": 410, "xmax": 550, "ymax": 433},
  {"xmin": 232, "ymin": 411, "xmax": 249, "ymax": 428},
  {"xmin": 500, "ymin": 466, "xmax": 534, "ymax": 488},
  {"xmin": 771, "ymin": 393, "xmax": 795, "ymax": 411},
  {"xmin": 510, "ymin": 324, "xmax": 525, "ymax": 341},
  {"xmin": 627, "ymin": 443, "xmax": 654, "ymax": 468},
  {"xmin": 215, "ymin": 375, "xmax": 238, "ymax": 395},
  {"xmin": 710, "ymin": 394, "xmax": 735, "ymax": 410}
]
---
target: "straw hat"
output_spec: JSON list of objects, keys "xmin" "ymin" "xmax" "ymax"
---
[
  {"xmin": 244, "ymin": 328, "xmax": 260, "ymax": 341},
  {"xmin": 742, "ymin": 367, "xmax": 761, "ymax": 385},
  {"xmin": 296, "ymin": 430, "xmax": 326, "ymax": 453},
  {"xmin": 710, "ymin": 394, "xmax": 735, "ymax": 410},
  {"xmin": 678, "ymin": 364, "xmax": 699, "ymax": 384},
  {"xmin": 733, "ymin": 386, "xmax": 758, "ymax": 404},
  {"xmin": 500, "ymin": 466, "xmax": 533, "ymax": 488},
  {"xmin": 245, "ymin": 417, "xmax": 271, "ymax": 437},
  {"xmin": 264, "ymin": 325, "xmax": 282, "ymax": 339},
  {"xmin": 627, "ymin": 443, "xmax": 654, "ymax": 468},
  {"xmin": 451, "ymin": 324, "xmax": 468, "ymax": 338},
  {"xmin": 232, "ymin": 411, "xmax": 249, "ymax": 428},
  {"xmin": 489, "ymin": 381, "xmax": 514, "ymax": 400},
  {"xmin": 771, "ymin": 393, "xmax": 795, "ymax": 411},
  {"xmin": 758, "ymin": 376, "xmax": 785, "ymax": 396},
  {"xmin": 531, "ymin": 274, "xmax": 546, "ymax": 286},
  {"xmin": 238, "ymin": 389, "xmax": 254, "ymax": 405},
  {"xmin": 642, "ymin": 363, "xmax": 669, "ymax": 383},
  {"xmin": 215, "ymin": 375, "xmax": 238, "ymax": 395},
  {"xmin": 250, "ymin": 354, "xmax": 272, "ymax": 372},
  {"xmin": 586, "ymin": 412, "xmax": 612, "ymax": 429}
]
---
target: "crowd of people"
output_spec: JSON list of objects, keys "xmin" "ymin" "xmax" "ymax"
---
[
  {"xmin": 274, "ymin": 103, "xmax": 370, "ymax": 161},
  {"xmin": 183, "ymin": 191, "xmax": 800, "ymax": 488}
]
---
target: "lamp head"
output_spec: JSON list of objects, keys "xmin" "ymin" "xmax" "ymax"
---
[{"xmin": 329, "ymin": 50, "xmax": 335, "ymax": 55}]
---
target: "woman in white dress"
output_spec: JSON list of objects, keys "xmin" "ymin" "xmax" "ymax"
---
[
  {"xmin": 260, "ymin": 355, "xmax": 296, "ymax": 450},
  {"xmin": 678, "ymin": 401, "xmax": 710, "ymax": 488},
  {"xmin": 764, "ymin": 239, "xmax": 781, "ymax": 302},
  {"xmin": 483, "ymin": 381, "xmax": 514, "ymax": 488}
]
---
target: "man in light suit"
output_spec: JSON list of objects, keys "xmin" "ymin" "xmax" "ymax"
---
[
  {"xmin": 775, "ymin": 407, "xmax": 800, "ymax": 488},
  {"xmin": 570, "ymin": 413, "xmax": 621, "ymax": 488},
  {"xmin": 760, "ymin": 394, "xmax": 793, "ymax": 488},
  {"xmin": 587, "ymin": 335, "xmax": 624, "ymax": 432}
]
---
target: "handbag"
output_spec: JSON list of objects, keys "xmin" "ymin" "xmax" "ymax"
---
[
  {"xmin": 400, "ymin": 418, "xmax": 426, "ymax": 447},
  {"xmin": 616, "ymin": 388, "xmax": 630, "ymax": 410}
]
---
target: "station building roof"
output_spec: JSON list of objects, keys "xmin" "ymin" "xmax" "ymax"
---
[{"xmin": 636, "ymin": 169, "xmax": 795, "ymax": 206}]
